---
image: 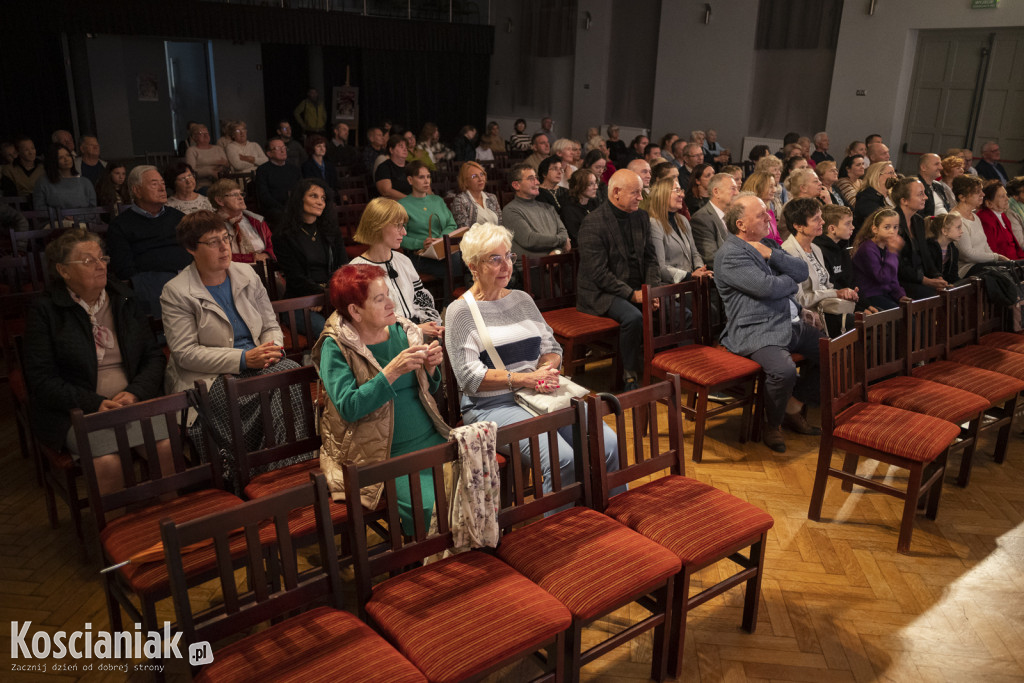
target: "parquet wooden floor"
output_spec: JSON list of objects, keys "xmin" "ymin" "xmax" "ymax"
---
[{"xmin": 1, "ymin": 375, "xmax": 1022, "ymax": 682}]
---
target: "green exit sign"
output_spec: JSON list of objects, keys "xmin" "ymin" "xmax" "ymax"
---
[{"xmin": 971, "ymin": 0, "xmax": 998, "ymax": 8}]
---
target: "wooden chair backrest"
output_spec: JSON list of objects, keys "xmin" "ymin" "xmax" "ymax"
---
[
  {"xmin": 161, "ymin": 473, "xmax": 341, "ymax": 649},
  {"xmin": 250, "ymin": 259, "xmax": 282, "ymax": 300},
  {"xmin": 494, "ymin": 403, "xmax": 589, "ymax": 528},
  {"xmin": 818, "ymin": 329, "xmax": 865, "ymax": 435},
  {"xmin": 344, "ymin": 439, "xmax": 459, "ymax": 619},
  {"xmin": 641, "ymin": 280, "xmax": 702, "ymax": 359},
  {"xmin": 854, "ymin": 305, "xmax": 905, "ymax": 384},
  {"xmin": 273, "ymin": 293, "xmax": 328, "ymax": 361},
  {"xmin": 520, "ymin": 252, "xmax": 579, "ymax": 312},
  {"xmin": 71, "ymin": 390, "xmax": 223, "ymax": 532},
  {"xmin": 586, "ymin": 377, "xmax": 684, "ymax": 512},
  {"xmin": 439, "ymin": 339, "xmax": 462, "ymax": 427},
  {"xmin": 218, "ymin": 365, "xmax": 322, "ymax": 489},
  {"xmin": 977, "ymin": 274, "xmax": 1011, "ymax": 334},
  {"xmin": 59, "ymin": 206, "xmax": 110, "ymax": 230},
  {"xmin": 939, "ymin": 281, "xmax": 980, "ymax": 351},
  {"xmin": 900, "ymin": 294, "xmax": 945, "ymax": 368},
  {"xmin": 443, "ymin": 232, "xmax": 465, "ymax": 293}
]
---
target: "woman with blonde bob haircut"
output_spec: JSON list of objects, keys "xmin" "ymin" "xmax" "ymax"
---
[
  {"xmin": 349, "ymin": 197, "xmax": 443, "ymax": 338},
  {"xmin": 444, "ymin": 222, "xmax": 622, "ymax": 494},
  {"xmin": 450, "ymin": 160, "xmax": 502, "ymax": 229}
]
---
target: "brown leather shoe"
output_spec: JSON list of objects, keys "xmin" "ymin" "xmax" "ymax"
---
[
  {"xmin": 783, "ymin": 410, "xmax": 822, "ymax": 436},
  {"xmin": 763, "ymin": 426, "xmax": 786, "ymax": 453}
]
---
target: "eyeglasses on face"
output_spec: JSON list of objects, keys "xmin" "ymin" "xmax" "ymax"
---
[
  {"xmin": 65, "ymin": 255, "xmax": 110, "ymax": 268},
  {"xmin": 224, "ymin": 192, "xmax": 245, "ymax": 199},
  {"xmin": 469, "ymin": 173, "xmax": 487, "ymax": 180},
  {"xmin": 483, "ymin": 252, "xmax": 517, "ymax": 267},
  {"xmin": 198, "ymin": 235, "xmax": 232, "ymax": 248}
]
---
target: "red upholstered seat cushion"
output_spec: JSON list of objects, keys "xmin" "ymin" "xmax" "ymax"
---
[
  {"xmin": 496, "ymin": 506, "xmax": 680, "ymax": 620},
  {"xmin": 244, "ymin": 458, "xmax": 321, "ymax": 499},
  {"xmin": 912, "ymin": 360, "xmax": 1024, "ymax": 403},
  {"xmin": 100, "ymin": 488, "xmax": 245, "ymax": 595},
  {"xmin": 652, "ymin": 345, "xmax": 761, "ymax": 387},
  {"xmin": 542, "ymin": 308, "xmax": 619, "ymax": 338},
  {"xmin": 866, "ymin": 376, "xmax": 990, "ymax": 422},
  {"xmin": 832, "ymin": 402, "xmax": 960, "ymax": 462},
  {"xmin": 367, "ymin": 550, "xmax": 571, "ymax": 683},
  {"xmin": 949, "ymin": 345, "xmax": 1024, "ymax": 382},
  {"xmin": 979, "ymin": 331, "xmax": 1024, "ymax": 354},
  {"xmin": 195, "ymin": 606, "xmax": 426, "ymax": 683},
  {"xmin": 604, "ymin": 475, "xmax": 774, "ymax": 565}
]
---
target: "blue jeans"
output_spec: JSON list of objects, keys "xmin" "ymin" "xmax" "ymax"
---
[{"xmin": 462, "ymin": 393, "xmax": 624, "ymax": 496}]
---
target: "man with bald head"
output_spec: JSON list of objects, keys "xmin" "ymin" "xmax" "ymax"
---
[
  {"xmin": 917, "ymin": 152, "xmax": 947, "ymax": 216},
  {"xmin": 714, "ymin": 193, "xmax": 823, "ymax": 452},
  {"xmin": 867, "ymin": 141, "xmax": 890, "ymax": 164},
  {"xmin": 577, "ymin": 169, "xmax": 662, "ymax": 390},
  {"xmin": 627, "ymin": 159, "xmax": 652, "ymax": 199}
]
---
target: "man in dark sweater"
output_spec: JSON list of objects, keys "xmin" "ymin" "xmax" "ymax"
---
[
  {"xmin": 254, "ymin": 137, "xmax": 301, "ymax": 228},
  {"xmin": 577, "ymin": 169, "xmax": 662, "ymax": 390},
  {"xmin": 326, "ymin": 122, "xmax": 359, "ymax": 168},
  {"xmin": 107, "ymin": 165, "xmax": 189, "ymax": 317}
]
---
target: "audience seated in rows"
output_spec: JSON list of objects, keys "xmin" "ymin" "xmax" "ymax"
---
[
  {"xmin": 450, "ymin": 160, "xmax": 502, "ymax": 229},
  {"xmin": 254, "ymin": 137, "xmax": 301, "ymax": 226},
  {"xmin": 32, "ymin": 142, "xmax": 97, "ymax": 213},
  {"xmin": 184, "ymin": 123, "xmax": 230, "ymax": 190},
  {"xmin": 560, "ymin": 168, "xmax": 600, "ymax": 249},
  {"xmin": 504, "ymin": 162, "xmax": 570, "ymax": 272},
  {"xmin": 74, "ymin": 135, "xmax": 106, "ymax": 185},
  {"xmin": 207, "ymin": 178, "xmax": 274, "ymax": 263},
  {"xmin": 692, "ymin": 172, "xmax": 740, "ymax": 267},
  {"xmin": 301, "ymin": 134, "xmax": 338, "ymax": 192},
  {"xmin": 225, "ymin": 120, "xmax": 268, "ymax": 173}
]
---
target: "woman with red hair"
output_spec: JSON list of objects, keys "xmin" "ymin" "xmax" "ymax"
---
[{"xmin": 313, "ymin": 263, "xmax": 450, "ymax": 533}]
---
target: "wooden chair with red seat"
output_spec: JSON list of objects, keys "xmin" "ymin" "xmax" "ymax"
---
[
  {"xmin": 901, "ymin": 294, "xmax": 1023, "ymax": 481},
  {"xmin": 941, "ymin": 280, "xmax": 1024, "ymax": 385},
  {"xmin": 808, "ymin": 329, "xmax": 961, "ymax": 554},
  {"xmin": 72, "ymin": 390, "xmax": 245, "ymax": 634},
  {"xmin": 586, "ymin": 376, "xmax": 774, "ymax": 680},
  {"xmin": 854, "ymin": 306, "xmax": 991, "ymax": 487},
  {"xmin": 641, "ymin": 278, "xmax": 762, "ymax": 462},
  {"xmin": 492, "ymin": 403, "xmax": 681, "ymax": 681},
  {"xmin": 963, "ymin": 275, "xmax": 1024, "ymax": 354},
  {"xmin": 162, "ymin": 472, "xmax": 427, "ymax": 683},
  {"xmin": 345, "ymin": 438, "xmax": 572, "ymax": 683},
  {"xmin": 521, "ymin": 251, "xmax": 622, "ymax": 385}
]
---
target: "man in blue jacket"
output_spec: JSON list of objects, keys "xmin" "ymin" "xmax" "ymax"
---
[{"xmin": 714, "ymin": 192, "xmax": 824, "ymax": 452}]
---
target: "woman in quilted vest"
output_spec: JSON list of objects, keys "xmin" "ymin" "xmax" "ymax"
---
[{"xmin": 313, "ymin": 263, "xmax": 451, "ymax": 534}]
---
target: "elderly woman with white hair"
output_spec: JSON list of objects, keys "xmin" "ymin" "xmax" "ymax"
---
[
  {"xmin": 444, "ymin": 222, "xmax": 621, "ymax": 494},
  {"xmin": 551, "ymin": 138, "xmax": 578, "ymax": 189}
]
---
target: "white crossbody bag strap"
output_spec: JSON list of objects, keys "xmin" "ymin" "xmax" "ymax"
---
[{"xmin": 461, "ymin": 291, "xmax": 506, "ymax": 372}]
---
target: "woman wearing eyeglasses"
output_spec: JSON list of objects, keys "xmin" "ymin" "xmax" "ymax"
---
[
  {"xmin": 161, "ymin": 210, "xmax": 305, "ymax": 474},
  {"xmin": 450, "ymin": 160, "xmax": 502, "ymax": 230},
  {"xmin": 444, "ymin": 222, "xmax": 621, "ymax": 494},
  {"xmin": 206, "ymin": 178, "xmax": 274, "ymax": 263},
  {"xmin": 24, "ymin": 229, "xmax": 170, "ymax": 496},
  {"xmin": 349, "ymin": 197, "xmax": 444, "ymax": 339}
]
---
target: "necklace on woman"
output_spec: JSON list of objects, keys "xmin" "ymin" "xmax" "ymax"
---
[
  {"xmin": 300, "ymin": 225, "xmax": 317, "ymax": 241},
  {"xmin": 541, "ymin": 187, "xmax": 561, "ymax": 210}
]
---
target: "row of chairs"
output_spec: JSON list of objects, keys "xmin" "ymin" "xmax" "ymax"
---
[
  {"xmin": 811, "ymin": 279, "xmax": 1024, "ymax": 553},
  {"xmin": 70, "ymin": 370, "xmax": 771, "ymax": 680}
]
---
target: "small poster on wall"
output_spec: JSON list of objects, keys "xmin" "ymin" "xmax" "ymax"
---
[
  {"xmin": 333, "ymin": 86, "xmax": 358, "ymax": 123},
  {"xmin": 137, "ymin": 73, "xmax": 159, "ymax": 102}
]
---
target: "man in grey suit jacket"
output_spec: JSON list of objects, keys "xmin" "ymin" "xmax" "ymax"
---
[
  {"xmin": 691, "ymin": 173, "xmax": 739, "ymax": 267},
  {"xmin": 714, "ymin": 193, "xmax": 824, "ymax": 453},
  {"xmin": 577, "ymin": 169, "xmax": 662, "ymax": 389}
]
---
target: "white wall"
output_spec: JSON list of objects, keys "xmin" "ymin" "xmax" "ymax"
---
[
  {"xmin": 826, "ymin": 0, "xmax": 1024, "ymax": 155},
  {"xmin": 650, "ymin": 0, "xmax": 760, "ymax": 159}
]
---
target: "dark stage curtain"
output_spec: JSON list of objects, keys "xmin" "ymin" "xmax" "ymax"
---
[
  {"xmin": 0, "ymin": 32, "xmax": 73, "ymax": 147},
  {"xmin": 325, "ymin": 46, "xmax": 489, "ymax": 144}
]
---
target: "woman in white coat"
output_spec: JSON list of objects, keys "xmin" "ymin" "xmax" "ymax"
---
[{"xmin": 160, "ymin": 210, "xmax": 306, "ymax": 484}]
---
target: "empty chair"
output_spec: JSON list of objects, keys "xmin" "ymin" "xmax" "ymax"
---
[
  {"xmin": 587, "ymin": 377, "xmax": 773, "ymax": 679},
  {"xmin": 808, "ymin": 329, "xmax": 960, "ymax": 553}
]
